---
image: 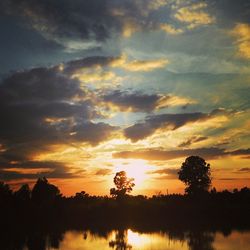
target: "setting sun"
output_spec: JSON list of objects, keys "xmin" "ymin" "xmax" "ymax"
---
[{"xmin": 113, "ymin": 160, "xmax": 152, "ymax": 186}]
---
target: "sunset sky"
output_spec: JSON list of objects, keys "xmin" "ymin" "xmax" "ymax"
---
[{"xmin": 0, "ymin": 0, "xmax": 250, "ymax": 196}]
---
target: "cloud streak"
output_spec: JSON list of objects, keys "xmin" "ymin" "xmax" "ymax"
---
[{"xmin": 113, "ymin": 147, "xmax": 250, "ymax": 161}]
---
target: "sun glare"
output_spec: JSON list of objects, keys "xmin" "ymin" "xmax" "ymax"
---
[{"xmin": 113, "ymin": 160, "xmax": 152, "ymax": 187}]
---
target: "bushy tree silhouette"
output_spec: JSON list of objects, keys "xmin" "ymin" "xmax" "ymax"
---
[
  {"xmin": 178, "ymin": 156, "xmax": 211, "ymax": 195},
  {"xmin": 31, "ymin": 177, "xmax": 61, "ymax": 203},
  {"xmin": 74, "ymin": 191, "xmax": 89, "ymax": 200},
  {"xmin": 110, "ymin": 171, "xmax": 135, "ymax": 198}
]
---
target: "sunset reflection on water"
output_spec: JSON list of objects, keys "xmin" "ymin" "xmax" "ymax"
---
[{"xmin": 54, "ymin": 229, "xmax": 250, "ymax": 250}]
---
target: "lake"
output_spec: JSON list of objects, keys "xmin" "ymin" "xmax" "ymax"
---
[{"xmin": 19, "ymin": 228, "xmax": 250, "ymax": 250}]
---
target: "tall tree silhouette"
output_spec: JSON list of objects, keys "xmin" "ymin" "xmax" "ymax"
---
[
  {"xmin": 32, "ymin": 177, "xmax": 61, "ymax": 203},
  {"xmin": 110, "ymin": 171, "xmax": 135, "ymax": 198},
  {"xmin": 178, "ymin": 156, "xmax": 211, "ymax": 195}
]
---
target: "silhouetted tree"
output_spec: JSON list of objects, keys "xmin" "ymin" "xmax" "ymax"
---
[
  {"xmin": 178, "ymin": 156, "xmax": 211, "ymax": 195},
  {"xmin": 110, "ymin": 171, "xmax": 135, "ymax": 198},
  {"xmin": 15, "ymin": 184, "xmax": 31, "ymax": 201},
  {"xmin": 32, "ymin": 177, "xmax": 61, "ymax": 203}
]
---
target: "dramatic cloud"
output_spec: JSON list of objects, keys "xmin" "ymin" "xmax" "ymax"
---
[
  {"xmin": 59, "ymin": 55, "xmax": 169, "ymax": 81},
  {"xmin": 1, "ymin": 0, "xmax": 250, "ymax": 194},
  {"xmin": 1, "ymin": 0, "xmax": 219, "ymax": 51},
  {"xmin": 101, "ymin": 90, "xmax": 194, "ymax": 113},
  {"xmin": 124, "ymin": 109, "xmax": 231, "ymax": 142},
  {"xmin": 0, "ymin": 63, "xmax": 117, "ymax": 178},
  {"xmin": 113, "ymin": 147, "xmax": 250, "ymax": 161},
  {"xmin": 0, "ymin": 0, "xmax": 170, "ymax": 47},
  {"xmin": 1, "ymin": 0, "xmax": 120, "ymax": 44}
]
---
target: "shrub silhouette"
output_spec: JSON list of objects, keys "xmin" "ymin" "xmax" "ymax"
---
[{"xmin": 178, "ymin": 156, "xmax": 211, "ymax": 195}]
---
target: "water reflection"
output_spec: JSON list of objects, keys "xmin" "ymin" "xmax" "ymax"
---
[
  {"xmin": 186, "ymin": 231, "xmax": 215, "ymax": 250},
  {"xmin": 109, "ymin": 230, "xmax": 132, "ymax": 250},
  {"xmin": 1, "ymin": 228, "xmax": 250, "ymax": 250}
]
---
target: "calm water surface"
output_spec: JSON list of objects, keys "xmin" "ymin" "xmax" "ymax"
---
[{"xmin": 21, "ymin": 229, "xmax": 250, "ymax": 250}]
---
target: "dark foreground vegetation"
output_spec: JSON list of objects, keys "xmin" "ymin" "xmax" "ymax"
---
[
  {"xmin": 0, "ymin": 178, "xmax": 250, "ymax": 250},
  {"xmin": 0, "ymin": 156, "xmax": 250, "ymax": 249}
]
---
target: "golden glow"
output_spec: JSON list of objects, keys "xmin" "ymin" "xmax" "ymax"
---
[
  {"xmin": 231, "ymin": 23, "xmax": 250, "ymax": 59},
  {"xmin": 156, "ymin": 95, "xmax": 196, "ymax": 109},
  {"xmin": 174, "ymin": 2, "xmax": 215, "ymax": 29},
  {"xmin": 127, "ymin": 229, "xmax": 151, "ymax": 247},
  {"xmin": 147, "ymin": 0, "xmax": 169, "ymax": 11},
  {"xmin": 113, "ymin": 159, "xmax": 152, "ymax": 187},
  {"xmin": 160, "ymin": 23, "xmax": 183, "ymax": 34},
  {"xmin": 123, "ymin": 58, "xmax": 169, "ymax": 72}
]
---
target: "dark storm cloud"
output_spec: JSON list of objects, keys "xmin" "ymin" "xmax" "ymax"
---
[
  {"xmin": 0, "ymin": 62, "xmax": 117, "ymax": 181},
  {"xmin": 1, "ymin": 0, "xmax": 249, "ymax": 50},
  {"xmin": 1, "ymin": 0, "xmax": 163, "ymax": 44},
  {"xmin": 0, "ymin": 67, "xmax": 84, "ymax": 102},
  {"xmin": 102, "ymin": 90, "xmax": 164, "ymax": 112},
  {"xmin": 113, "ymin": 147, "xmax": 250, "ymax": 161},
  {"xmin": 124, "ymin": 109, "xmax": 230, "ymax": 142},
  {"xmin": 1, "ymin": 0, "xmax": 119, "ymax": 42},
  {"xmin": 71, "ymin": 122, "xmax": 118, "ymax": 146},
  {"xmin": 178, "ymin": 136, "xmax": 208, "ymax": 148}
]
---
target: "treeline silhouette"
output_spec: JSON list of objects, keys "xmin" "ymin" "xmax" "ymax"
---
[
  {"xmin": 1, "ymin": 176, "xmax": 250, "ymax": 229},
  {"xmin": 0, "ymin": 155, "xmax": 250, "ymax": 249},
  {"xmin": 0, "ymin": 173, "xmax": 249, "ymax": 250}
]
